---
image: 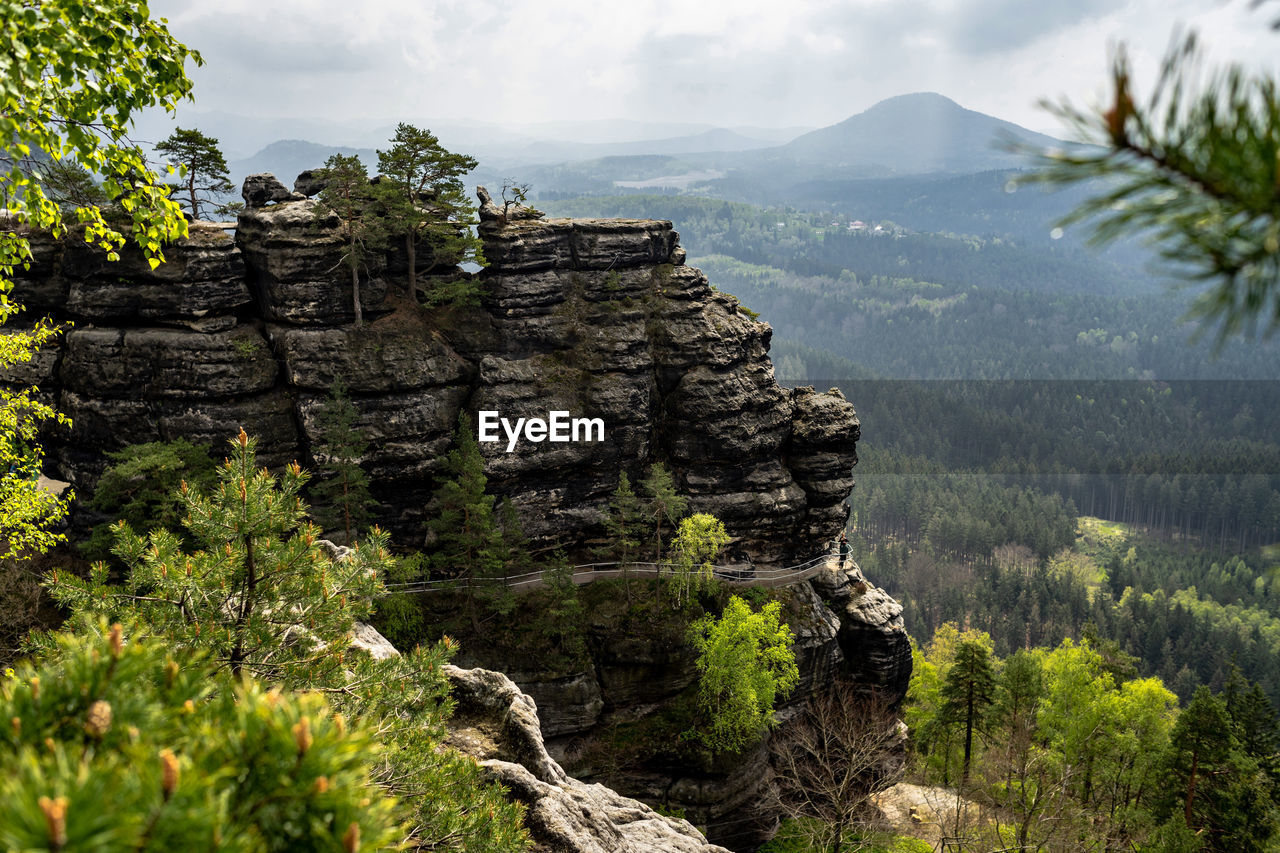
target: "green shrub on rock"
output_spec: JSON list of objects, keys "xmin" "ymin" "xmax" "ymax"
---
[
  {"xmin": 687, "ymin": 594, "xmax": 799, "ymax": 754},
  {"xmin": 43, "ymin": 430, "xmax": 530, "ymax": 851},
  {"xmin": 0, "ymin": 622, "xmax": 401, "ymax": 852}
]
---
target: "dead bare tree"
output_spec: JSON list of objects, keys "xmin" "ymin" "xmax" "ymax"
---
[{"xmin": 771, "ymin": 679, "xmax": 906, "ymax": 853}]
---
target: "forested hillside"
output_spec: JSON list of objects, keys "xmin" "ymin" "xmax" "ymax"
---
[{"xmin": 544, "ymin": 190, "xmax": 1280, "ymax": 723}]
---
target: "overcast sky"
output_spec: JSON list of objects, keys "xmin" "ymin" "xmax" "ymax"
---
[{"xmin": 148, "ymin": 0, "xmax": 1280, "ymax": 138}]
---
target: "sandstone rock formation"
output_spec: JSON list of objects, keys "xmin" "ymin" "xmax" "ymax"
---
[
  {"xmin": 346, "ymin": 619, "xmax": 731, "ymax": 853},
  {"xmin": 6, "ymin": 178, "xmax": 859, "ymax": 569},
  {"xmin": 2, "ymin": 182, "xmax": 911, "ymax": 852},
  {"xmin": 450, "ymin": 560, "xmax": 911, "ymax": 850},
  {"xmin": 443, "ymin": 663, "xmax": 734, "ymax": 853},
  {"xmin": 242, "ymin": 172, "xmax": 305, "ymax": 207}
]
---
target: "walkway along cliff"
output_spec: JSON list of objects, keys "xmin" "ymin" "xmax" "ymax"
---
[{"xmin": 3, "ymin": 178, "xmax": 913, "ymax": 850}]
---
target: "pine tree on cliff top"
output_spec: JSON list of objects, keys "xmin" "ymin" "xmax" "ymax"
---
[
  {"xmin": 154, "ymin": 127, "xmax": 236, "ymax": 221},
  {"xmin": 376, "ymin": 123, "xmax": 481, "ymax": 302},
  {"xmin": 318, "ymin": 154, "xmax": 386, "ymax": 328}
]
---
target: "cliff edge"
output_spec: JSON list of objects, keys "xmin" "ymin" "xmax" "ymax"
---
[{"xmin": 7, "ymin": 182, "xmax": 859, "ymax": 567}]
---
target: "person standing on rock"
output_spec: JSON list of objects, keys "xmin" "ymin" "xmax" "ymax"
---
[{"xmin": 838, "ymin": 532, "xmax": 850, "ymax": 570}]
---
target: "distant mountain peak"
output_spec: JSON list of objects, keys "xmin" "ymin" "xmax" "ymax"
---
[
  {"xmin": 867, "ymin": 92, "xmax": 964, "ymax": 109},
  {"xmin": 781, "ymin": 92, "xmax": 1061, "ymax": 176}
]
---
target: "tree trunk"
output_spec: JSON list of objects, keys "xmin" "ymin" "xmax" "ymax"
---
[
  {"xmin": 350, "ymin": 233, "xmax": 363, "ymax": 328},
  {"xmin": 406, "ymin": 233, "xmax": 417, "ymax": 298},
  {"xmin": 1184, "ymin": 746, "xmax": 1199, "ymax": 825},
  {"xmin": 230, "ymin": 535, "xmax": 256, "ymax": 678},
  {"xmin": 188, "ymin": 173, "xmax": 199, "ymax": 221},
  {"xmin": 962, "ymin": 683, "xmax": 975, "ymax": 785}
]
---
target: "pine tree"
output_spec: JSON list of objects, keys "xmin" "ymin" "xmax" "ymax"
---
[
  {"xmin": 49, "ymin": 429, "xmax": 386, "ymax": 684},
  {"xmin": 426, "ymin": 413, "xmax": 508, "ymax": 630},
  {"xmin": 82, "ymin": 438, "xmax": 217, "ymax": 561},
  {"xmin": 0, "ymin": 623, "xmax": 404, "ymax": 852},
  {"xmin": 1032, "ymin": 25, "xmax": 1280, "ymax": 344},
  {"xmin": 43, "ymin": 430, "xmax": 532, "ymax": 850},
  {"xmin": 318, "ymin": 154, "xmax": 386, "ymax": 328},
  {"xmin": 154, "ymin": 127, "xmax": 235, "ymax": 220},
  {"xmin": 601, "ymin": 472, "xmax": 646, "ymax": 603},
  {"xmin": 940, "ymin": 639, "xmax": 997, "ymax": 785},
  {"xmin": 375, "ymin": 123, "xmax": 481, "ymax": 302},
  {"xmin": 1161, "ymin": 686, "xmax": 1277, "ymax": 851},
  {"xmin": 309, "ymin": 377, "xmax": 375, "ymax": 544},
  {"xmin": 639, "ymin": 462, "xmax": 687, "ymax": 562}
]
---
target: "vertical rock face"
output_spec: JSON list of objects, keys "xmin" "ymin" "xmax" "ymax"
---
[
  {"xmin": 8, "ymin": 185, "xmax": 859, "ymax": 569},
  {"xmin": 3, "ymin": 188, "xmax": 910, "ymax": 852}
]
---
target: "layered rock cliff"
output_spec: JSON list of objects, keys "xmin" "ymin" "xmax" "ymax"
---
[
  {"xmin": 451, "ymin": 560, "xmax": 911, "ymax": 850},
  {"xmin": 7, "ymin": 185, "xmax": 857, "ymax": 567},
  {"xmin": 3, "ymin": 184, "xmax": 913, "ymax": 851},
  {"xmin": 351, "ymin": 620, "xmax": 733, "ymax": 853}
]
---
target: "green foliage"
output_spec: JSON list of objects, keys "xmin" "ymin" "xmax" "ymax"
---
[
  {"xmin": 1, "ymin": 0, "xmax": 196, "ymax": 271},
  {"xmin": 376, "ymin": 123, "xmax": 481, "ymax": 302},
  {"xmin": 759, "ymin": 821, "xmax": 934, "ymax": 853},
  {"xmin": 601, "ymin": 472, "xmax": 645, "ymax": 563},
  {"xmin": 669, "ymin": 512, "xmax": 730, "ymax": 608},
  {"xmin": 154, "ymin": 127, "xmax": 235, "ymax": 220},
  {"xmin": 536, "ymin": 557, "xmax": 588, "ymax": 667},
  {"xmin": 83, "ymin": 438, "xmax": 218, "ymax": 562},
  {"xmin": 309, "ymin": 377, "xmax": 375, "ymax": 544},
  {"xmin": 44, "ymin": 430, "xmax": 531, "ymax": 850},
  {"xmin": 599, "ymin": 472, "xmax": 645, "ymax": 598},
  {"xmin": 368, "ymin": 552, "xmax": 429, "ymax": 651},
  {"xmin": 37, "ymin": 159, "xmax": 108, "ymax": 211},
  {"xmin": 0, "ymin": 622, "xmax": 401, "ymax": 852},
  {"xmin": 639, "ymin": 462, "xmax": 688, "ymax": 561},
  {"xmin": 687, "ymin": 594, "xmax": 798, "ymax": 754},
  {"xmin": 0, "ymin": 400, "xmax": 71, "ymax": 559},
  {"xmin": 907, "ymin": 624, "xmax": 1194, "ymax": 850},
  {"xmin": 1, "ymin": 0, "xmax": 202, "ymax": 560},
  {"xmin": 938, "ymin": 639, "xmax": 996, "ymax": 784},
  {"xmin": 49, "ymin": 430, "xmax": 387, "ymax": 683},
  {"xmin": 318, "ymin": 154, "xmax": 386, "ymax": 328},
  {"xmin": 1156, "ymin": 686, "xmax": 1278, "ymax": 852},
  {"xmin": 1032, "ymin": 33, "xmax": 1280, "ymax": 344},
  {"xmin": 426, "ymin": 413, "xmax": 515, "ymax": 629}
]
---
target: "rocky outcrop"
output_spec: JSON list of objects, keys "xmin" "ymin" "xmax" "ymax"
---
[
  {"xmin": 8, "ymin": 180, "xmax": 859, "ymax": 569},
  {"xmin": 3, "ymin": 182, "xmax": 909, "ymax": 852},
  {"xmin": 242, "ymin": 172, "xmax": 305, "ymax": 208},
  {"xmin": 340, "ymin": 618, "xmax": 730, "ymax": 852},
  {"xmin": 812, "ymin": 563, "xmax": 914, "ymax": 701},
  {"xmin": 444, "ymin": 663, "xmax": 732, "ymax": 853},
  {"xmin": 473, "ymin": 560, "xmax": 911, "ymax": 851}
]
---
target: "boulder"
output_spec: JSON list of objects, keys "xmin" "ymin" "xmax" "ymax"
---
[
  {"xmin": 242, "ymin": 173, "xmax": 305, "ymax": 208},
  {"xmin": 293, "ymin": 169, "xmax": 328, "ymax": 198}
]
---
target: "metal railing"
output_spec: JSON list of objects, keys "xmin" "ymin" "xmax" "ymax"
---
[{"xmin": 381, "ymin": 551, "xmax": 843, "ymax": 596}]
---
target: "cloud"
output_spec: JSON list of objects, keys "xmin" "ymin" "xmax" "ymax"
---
[
  {"xmin": 941, "ymin": 0, "xmax": 1114, "ymax": 56},
  {"xmin": 145, "ymin": 0, "xmax": 1280, "ymax": 136}
]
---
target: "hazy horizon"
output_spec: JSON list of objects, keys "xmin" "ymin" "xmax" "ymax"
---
[{"xmin": 144, "ymin": 0, "xmax": 1279, "ymax": 147}]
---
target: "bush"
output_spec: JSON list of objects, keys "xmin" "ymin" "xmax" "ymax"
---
[{"xmin": 0, "ymin": 622, "xmax": 401, "ymax": 851}]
